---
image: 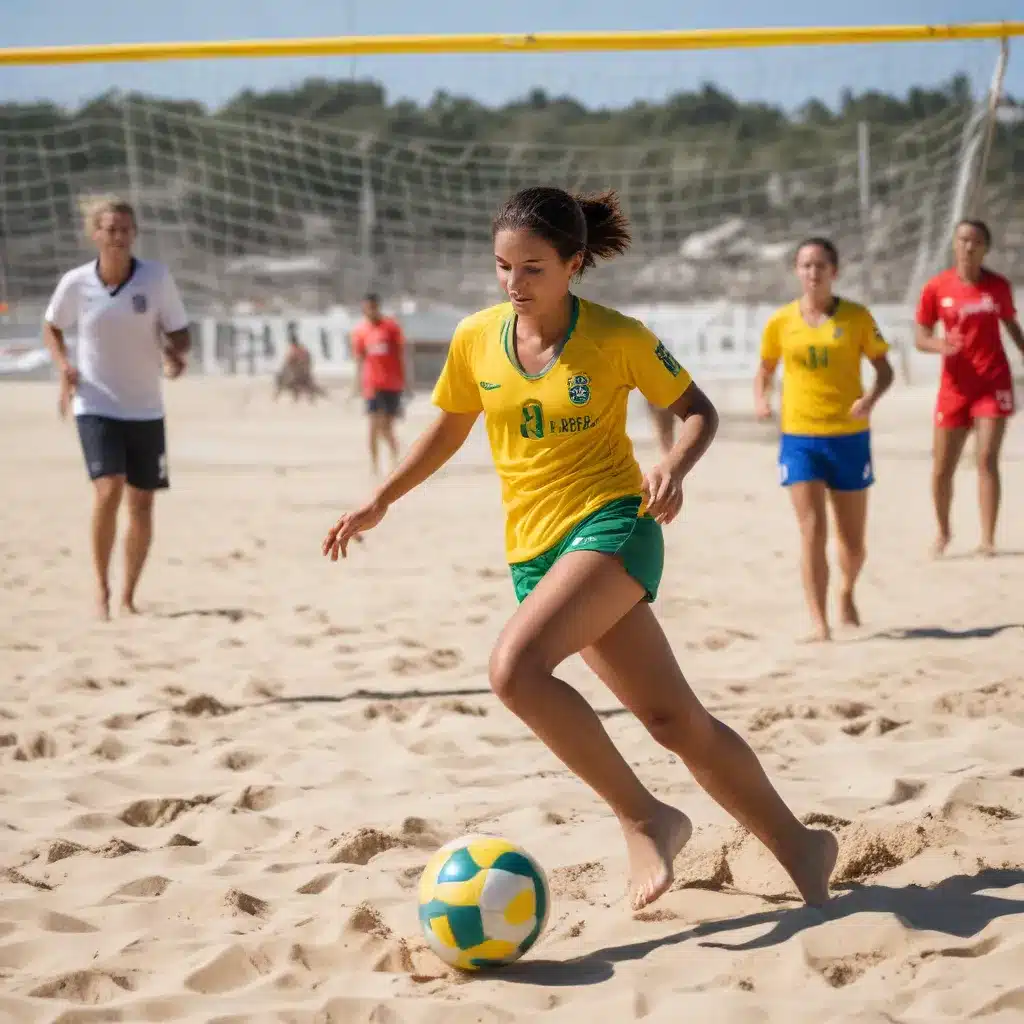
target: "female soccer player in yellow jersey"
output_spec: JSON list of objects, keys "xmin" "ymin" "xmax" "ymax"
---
[
  {"xmin": 324, "ymin": 187, "xmax": 838, "ymax": 911},
  {"xmin": 754, "ymin": 238, "xmax": 895, "ymax": 642}
]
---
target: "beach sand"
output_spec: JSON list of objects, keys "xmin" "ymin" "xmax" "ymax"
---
[{"xmin": 1, "ymin": 376, "xmax": 1023, "ymax": 1023}]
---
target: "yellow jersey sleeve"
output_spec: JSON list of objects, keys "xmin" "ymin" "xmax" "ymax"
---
[
  {"xmin": 760, "ymin": 314, "xmax": 782, "ymax": 362},
  {"xmin": 620, "ymin": 320, "xmax": 693, "ymax": 408},
  {"xmin": 859, "ymin": 308, "xmax": 890, "ymax": 360},
  {"xmin": 431, "ymin": 318, "xmax": 483, "ymax": 414}
]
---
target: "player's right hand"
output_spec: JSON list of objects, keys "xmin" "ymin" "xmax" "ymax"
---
[
  {"xmin": 322, "ymin": 499, "xmax": 387, "ymax": 561},
  {"xmin": 754, "ymin": 396, "xmax": 773, "ymax": 421},
  {"xmin": 940, "ymin": 331, "xmax": 963, "ymax": 357},
  {"xmin": 57, "ymin": 364, "xmax": 78, "ymax": 420}
]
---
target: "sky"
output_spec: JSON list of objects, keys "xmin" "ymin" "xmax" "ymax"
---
[{"xmin": 0, "ymin": 0, "xmax": 1020, "ymax": 113}]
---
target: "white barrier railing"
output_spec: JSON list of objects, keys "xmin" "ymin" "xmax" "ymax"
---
[{"xmin": 1, "ymin": 302, "xmax": 947, "ymax": 385}]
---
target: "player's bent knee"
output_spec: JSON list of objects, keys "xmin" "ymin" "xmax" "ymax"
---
[
  {"xmin": 840, "ymin": 540, "xmax": 866, "ymax": 562},
  {"xmin": 977, "ymin": 449, "xmax": 1000, "ymax": 475},
  {"xmin": 93, "ymin": 476, "xmax": 125, "ymax": 506},
  {"xmin": 126, "ymin": 489, "xmax": 155, "ymax": 516},
  {"xmin": 639, "ymin": 702, "xmax": 713, "ymax": 752},
  {"xmin": 799, "ymin": 518, "xmax": 827, "ymax": 547},
  {"xmin": 487, "ymin": 640, "xmax": 544, "ymax": 706}
]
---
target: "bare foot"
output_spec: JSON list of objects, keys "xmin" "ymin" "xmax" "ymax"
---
[
  {"xmin": 120, "ymin": 596, "xmax": 140, "ymax": 616},
  {"xmin": 95, "ymin": 586, "xmax": 111, "ymax": 622},
  {"xmin": 787, "ymin": 827, "xmax": 839, "ymax": 907},
  {"xmin": 797, "ymin": 625, "xmax": 832, "ymax": 644},
  {"xmin": 620, "ymin": 802, "xmax": 692, "ymax": 911},
  {"xmin": 838, "ymin": 589, "xmax": 860, "ymax": 627},
  {"xmin": 931, "ymin": 531, "xmax": 951, "ymax": 558},
  {"xmin": 976, "ymin": 542, "xmax": 996, "ymax": 558}
]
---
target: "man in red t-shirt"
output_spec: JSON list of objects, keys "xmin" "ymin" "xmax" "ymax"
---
[
  {"xmin": 915, "ymin": 219, "xmax": 1024, "ymax": 556},
  {"xmin": 350, "ymin": 293, "xmax": 408, "ymax": 474}
]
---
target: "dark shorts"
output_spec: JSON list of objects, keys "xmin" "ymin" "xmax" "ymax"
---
[
  {"xmin": 778, "ymin": 431, "xmax": 873, "ymax": 492},
  {"xmin": 367, "ymin": 389, "xmax": 403, "ymax": 416},
  {"xmin": 509, "ymin": 496, "xmax": 665, "ymax": 604},
  {"xmin": 75, "ymin": 414, "xmax": 169, "ymax": 491}
]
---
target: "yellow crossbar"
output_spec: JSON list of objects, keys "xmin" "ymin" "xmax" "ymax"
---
[{"xmin": 0, "ymin": 22, "xmax": 1021, "ymax": 67}]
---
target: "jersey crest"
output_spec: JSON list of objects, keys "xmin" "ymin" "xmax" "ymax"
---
[
  {"xmin": 132, "ymin": 293, "xmax": 148, "ymax": 314},
  {"xmin": 567, "ymin": 372, "xmax": 591, "ymax": 406},
  {"xmin": 653, "ymin": 340, "xmax": 683, "ymax": 377}
]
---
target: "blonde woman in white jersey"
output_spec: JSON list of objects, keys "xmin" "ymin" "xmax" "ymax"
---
[{"xmin": 43, "ymin": 196, "xmax": 191, "ymax": 620}]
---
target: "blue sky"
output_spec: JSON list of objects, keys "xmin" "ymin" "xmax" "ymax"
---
[{"xmin": 1, "ymin": 0, "xmax": 1020, "ymax": 112}]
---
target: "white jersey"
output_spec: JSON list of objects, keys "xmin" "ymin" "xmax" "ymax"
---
[{"xmin": 44, "ymin": 258, "xmax": 189, "ymax": 420}]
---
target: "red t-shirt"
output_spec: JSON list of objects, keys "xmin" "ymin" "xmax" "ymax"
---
[
  {"xmin": 916, "ymin": 268, "xmax": 1016, "ymax": 393},
  {"xmin": 351, "ymin": 316, "xmax": 405, "ymax": 398}
]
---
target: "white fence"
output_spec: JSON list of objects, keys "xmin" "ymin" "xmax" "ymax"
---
[{"xmin": 1, "ymin": 302, "xmax": 945, "ymax": 386}]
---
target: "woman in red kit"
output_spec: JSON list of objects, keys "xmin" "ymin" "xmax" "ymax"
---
[
  {"xmin": 350, "ymin": 292, "xmax": 409, "ymax": 476},
  {"xmin": 915, "ymin": 220, "xmax": 1024, "ymax": 556}
]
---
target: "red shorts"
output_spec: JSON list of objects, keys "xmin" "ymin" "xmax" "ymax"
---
[{"xmin": 935, "ymin": 381, "xmax": 1016, "ymax": 429}]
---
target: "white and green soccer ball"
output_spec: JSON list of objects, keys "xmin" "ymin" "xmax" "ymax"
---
[{"xmin": 417, "ymin": 834, "xmax": 550, "ymax": 970}]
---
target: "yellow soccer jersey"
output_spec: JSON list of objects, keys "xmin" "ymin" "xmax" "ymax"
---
[
  {"xmin": 760, "ymin": 297, "xmax": 890, "ymax": 437},
  {"xmin": 431, "ymin": 296, "xmax": 693, "ymax": 564}
]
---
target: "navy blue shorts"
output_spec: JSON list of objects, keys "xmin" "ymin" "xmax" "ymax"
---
[
  {"xmin": 778, "ymin": 431, "xmax": 873, "ymax": 491},
  {"xmin": 75, "ymin": 415, "xmax": 169, "ymax": 491},
  {"xmin": 367, "ymin": 390, "xmax": 402, "ymax": 416}
]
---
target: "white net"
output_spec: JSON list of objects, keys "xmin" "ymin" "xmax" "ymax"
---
[{"xmin": 0, "ymin": 41, "xmax": 1020, "ymax": 320}]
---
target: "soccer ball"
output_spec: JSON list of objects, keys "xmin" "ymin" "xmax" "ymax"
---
[{"xmin": 417, "ymin": 834, "xmax": 550, "ymax": 971}]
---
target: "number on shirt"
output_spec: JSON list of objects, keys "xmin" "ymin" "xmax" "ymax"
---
[
  {"xmin": 807, "ymin": 345, "xmax": 829, "ymax": 370},
  {"xmin": 520, "ymin": 400, "xmax": 545, "ymax": 439}
]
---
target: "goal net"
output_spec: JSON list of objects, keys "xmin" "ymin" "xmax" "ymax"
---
[{"xmin": 0, "ymin": 27, "xmax": 1020, "ymax": 368}]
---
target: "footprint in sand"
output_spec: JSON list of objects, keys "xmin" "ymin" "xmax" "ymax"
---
[
  {"xmin": 185, "ymin": 942, "xmax": 274, "ymax": 995},
  {"xmin": 12, "ymin": 732, "xmax": 58, "ymax": 761},
  {"xmin": 328, "ymin": 827, "xmax": 409, "ymax": 866},
  {"xmin": 119, "ymin": 795, "xmax": 216, "ymax": 828},
  {"xmin": 106, "ymin": 875, "xmax": 172, "ymax": 899},
  {"xmin": 388, "ymin": 648, "xmax": 463, "ymax": 675},
  {"xmin": 29, "ymin": 969, "xmax": 138, "ymax": 1003},
  {"xmin": 233, "ymin": 785, "xmax": 283, "ymax": 812},
  {"xmin": 220, "ymin": 748, "xmax": 262, "ymax": 771}
]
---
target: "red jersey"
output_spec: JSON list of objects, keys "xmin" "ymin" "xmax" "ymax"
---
[
  {"xmin": 916, "ymin": 268, "xmax": 1016, "ymax": 392},
  {"xmin": 351, "ymin": 316, "xmax": 405, "ymax": 398}
]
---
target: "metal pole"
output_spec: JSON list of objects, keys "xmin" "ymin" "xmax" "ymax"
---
[
  {"xmin": 967, "ymin": 38, "xmax": 1010, "ymax": 218},
  {"xmin": 121, "ymin": 94, "xmax": 143, "ymax": 252},
  {"xmin": 857, "ymin": 120, "xmax": 871, "ymax": 302},
  {"xmin": 0, "ymin": 156, "xmax": 10, "ymax": 316}
]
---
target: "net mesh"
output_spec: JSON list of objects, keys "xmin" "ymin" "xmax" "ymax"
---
[{"xmin": 0, "ymin": 41, "xmax": 1020, "ymax": 317}]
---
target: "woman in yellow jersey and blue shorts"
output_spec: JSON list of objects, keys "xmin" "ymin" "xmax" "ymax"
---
[
  {"xmin": 754, "ymin": 238, "xmax": 894, "ymax": 642},
  {"xmin": 324, "ymin": 188, "xmax": 838, "ymax": 911}
]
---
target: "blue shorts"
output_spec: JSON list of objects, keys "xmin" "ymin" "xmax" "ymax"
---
[{"xmin": 778, "ymin": 431, "xmax": 873, "ymax": 491}]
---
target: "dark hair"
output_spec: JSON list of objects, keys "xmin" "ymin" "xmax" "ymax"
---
[
  {"xmin": 492, "ymin": 186, "xmax": 631, "ymax": 274},
  {"xmin": 795, "ymin": 236, "xmax": 839, "ymax": 269},
  {"xmin": 363, "ymin": 292, "xmax": 380, "ymax": 304},
  {"xmin": 955, "ymin": 219, "xmax": 992, "ymax": 246}
]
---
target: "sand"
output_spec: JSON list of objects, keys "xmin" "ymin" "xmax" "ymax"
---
[{"xmin": 1, "ymin": 375, "xmax": 1023, "ymax": 1024}]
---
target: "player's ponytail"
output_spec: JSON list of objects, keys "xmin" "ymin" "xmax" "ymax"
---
[
  {"xmin": 492, "ymin": 185, "xmax": 632, "ymax": 276},
  {"xmin": 574, "ymin": 190, "xmax": 632, "ymax": 271}
]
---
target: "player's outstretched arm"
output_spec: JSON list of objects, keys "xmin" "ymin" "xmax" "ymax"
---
[
  {"xmin": 753, "ymin": 358, "xmax": 777, "ymax": 419},
  {"xmin": 322, "ymin": 409, "xmax": 479, "ymax": 560},
  {"xmin": 1003, "ymin": 316, "xmax": 1024, "ymax": 360},
  {"xmin": 850, "ymin": 354, "xmax": 895, "ymax": 419},
  {"xmin": 42, "ymin": 322, "xmax": 78, "ymax": 419}
]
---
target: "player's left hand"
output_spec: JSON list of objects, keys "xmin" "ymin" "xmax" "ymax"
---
[
  {"xmin": 849, "ymin": 396, "xmax": 874, "ymax": 420},
  {"xmin": 642, "ymin": 463, "xmax": 684, "ymax": 525},
  {"xmin": 163, "ymin": 351, "xmax": 187, "ymax": 379}
]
